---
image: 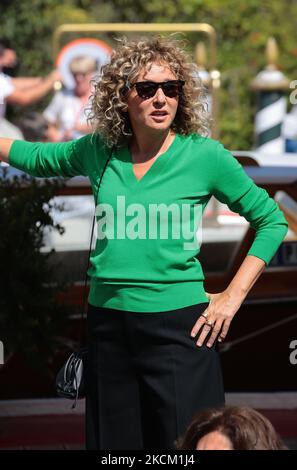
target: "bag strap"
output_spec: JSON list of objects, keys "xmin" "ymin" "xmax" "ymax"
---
[{"xmin": 78, "ymin": 144, "xmax": 115, "ymax": 347}]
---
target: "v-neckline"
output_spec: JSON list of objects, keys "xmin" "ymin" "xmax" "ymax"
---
[{"xmin": 123, "ymin": 133, "xmax": 179, "ymax": 188}]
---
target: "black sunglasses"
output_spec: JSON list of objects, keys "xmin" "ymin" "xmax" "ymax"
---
[{"xmin": 131, "ymin": 80, "xmax": 185, "ymax": 99}]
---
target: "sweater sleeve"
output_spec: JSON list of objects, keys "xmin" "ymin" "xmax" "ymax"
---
[
  {"xmin": 8, "ymin": 134, "xmax": 93, "ymax": 178},
  {"xmin": 211, "ymin": 142, "xmax": 289, "ymax": 266}
]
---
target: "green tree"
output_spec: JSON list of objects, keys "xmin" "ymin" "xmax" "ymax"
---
[{"xmin": 0, "ymin": 170, "xmax": 72, "ymax": 376}]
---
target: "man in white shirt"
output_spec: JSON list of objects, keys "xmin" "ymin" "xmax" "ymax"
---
[
  {"xmin": 0, "ymin": 43, "xmax": 22, "ymax": 138},
  {"xmin": 0, "ymin": 72, "xmax": 15, "ymax": 118},
  {"xmin": 0, "ymin": 42, "xmax": 61, "ymax": 138}
]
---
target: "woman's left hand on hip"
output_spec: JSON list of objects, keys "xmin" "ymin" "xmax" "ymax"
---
[{"xmin": 190, "ymin": 290, "xmax": 244, "ymax": 348}]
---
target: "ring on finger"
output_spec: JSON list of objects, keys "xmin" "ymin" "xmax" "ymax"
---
[
  {"xmin": 205, "ymin": 320, "xmax": 213, "ymax": 328},
  {"xmin": 201, "ymin": 312, "xmax": 208, "ymax": 320}
]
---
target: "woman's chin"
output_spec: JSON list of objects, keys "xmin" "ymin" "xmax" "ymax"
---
[{"xmin": 144, "ymin": 120, "xmax": 172, "ymax": 132}]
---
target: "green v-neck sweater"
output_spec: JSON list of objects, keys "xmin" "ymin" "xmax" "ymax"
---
[{"xmin": 8, "ymin": 132, "xmax": 288, "ymax": 312}]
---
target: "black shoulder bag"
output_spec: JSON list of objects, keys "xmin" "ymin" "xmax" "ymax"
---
[{"xmin": 55, "ymin": 145, "xmax": 114, "ymax": 408}]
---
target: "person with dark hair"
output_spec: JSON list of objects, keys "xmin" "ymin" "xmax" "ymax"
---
[
  {"xmin": 0, "ymin": 40, "xmax": 17, "ymax": 74},
  {"xmin": 175, "ymin": 405, "xmax": 287, "ymax": 450},
  {"xmin": 0, "ymin": 40, "xmax": 61, "ymax": 139},
  {"xmin": 0, "ymin": 35, "xmax": 289, "ymax": 450}
]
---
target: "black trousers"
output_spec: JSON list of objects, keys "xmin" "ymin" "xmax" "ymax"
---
[{"xmin": 85, "ymin": 302, "xmax": 225, "ymax": 450}]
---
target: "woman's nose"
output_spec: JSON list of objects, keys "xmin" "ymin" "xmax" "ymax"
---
[{"xmin": 153, "ymin": 87, "xmax": 166, "ymax": 103}]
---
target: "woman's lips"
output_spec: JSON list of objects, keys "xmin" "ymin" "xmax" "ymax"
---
[
  {"xmin": 150, "ymin": 112, "xmax": 168, "ymax": 120},
  {"xmin": 151, "ymin": 111, "xmax": 168, "ymax": 116}
]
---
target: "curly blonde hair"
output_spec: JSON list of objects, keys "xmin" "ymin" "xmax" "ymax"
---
[{"xmin": 87, "ymin": 34, "xmax": 211, "ymax": 148}]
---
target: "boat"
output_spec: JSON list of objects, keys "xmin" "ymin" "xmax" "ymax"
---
[{"xmin": 1, "ymin": 152, "xmax": 297, "ymax": 396}]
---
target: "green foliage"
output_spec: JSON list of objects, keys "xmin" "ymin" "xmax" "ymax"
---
[
  {"xmin": 1, "ymin": 0, "xmax": 297, "ymax": 149},
  {"xmin": 0, "ymin": 170, "xmax": 71, "ymax": 376}
]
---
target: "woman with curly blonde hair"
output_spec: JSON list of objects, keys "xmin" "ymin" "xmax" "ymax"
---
[
  {"xmin": 0, "ymin": 35, "xmax": 288, "ymax": 450},
  {"xmin": 87, "ymin": 35, "xmax": 210, "ymax": 147}
]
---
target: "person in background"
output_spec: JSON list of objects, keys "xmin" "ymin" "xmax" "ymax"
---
[
  {"xmin": 0, "ymin": 41, "xmax": 61, "ymax": 139},
  {"xmin": 0, "ymin": 40, "xmax": 18, "ymax": 75},
  {"xmin": 175, "ymin": 405, "xmax": 288, "ymax": 450},
  {"xmin": 43, "ymin": 56, "xmax": 96, "ymax": 142}
]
